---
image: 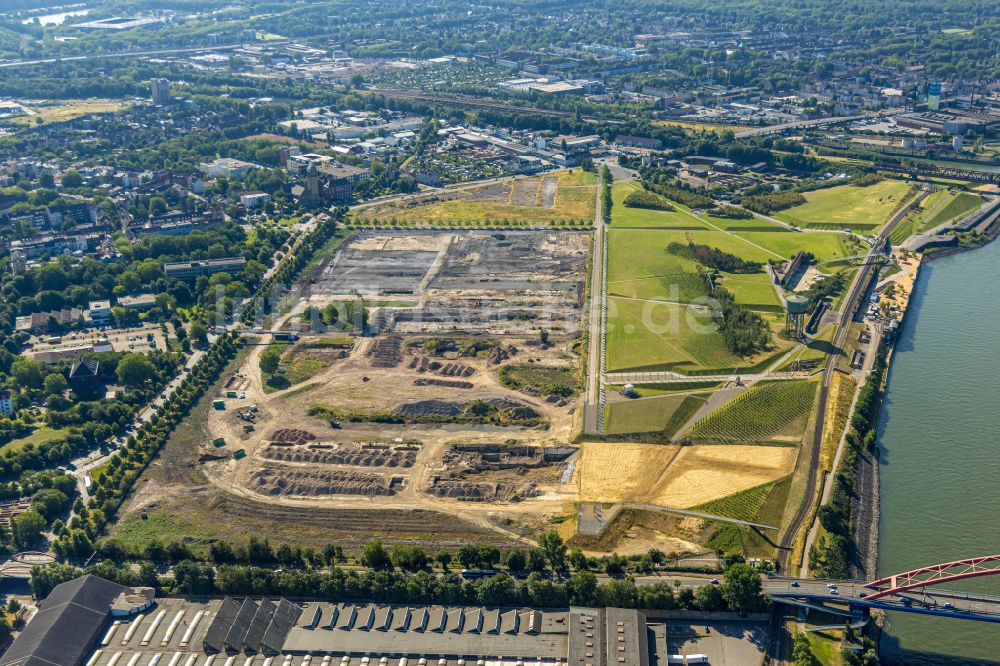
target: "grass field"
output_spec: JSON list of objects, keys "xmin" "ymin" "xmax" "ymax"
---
[
  {"xmin": 684, "ymin": 380, "xmax": 818, "ymax": 444},
  {"xmin": 0, "ymin": 427, "xmax": 69, "ymax": 453},
  {"xmin": 606, "ymin": 297, "xmax": 741, "ymax": 372},
  {"xmin": 3, "ymin": 99, "xmax": 124, "ymax": 126},
  {"xmin": 820, "ymin": 372, "xmax": 858, "ymax": 471},
  {"xmin": 777, "ymin": 325, "xmax": 840, "ymax": 371},
  {"xmin": 890, "ymin": 189, "xmax": 986, "ymax": 244},
  {"xmin": 604, "ymin": 394, "xmax": 705, "ymax": 437},
  {"xmin": 354, "ymin": 169, "xmax": 596, "ymax": 225},
  {"xmin": 733, "ymin": 230, "xmax": 863, "ymax": 269},
  {"xmin": 606, "ymin": 227, "xmax": 782, "ymax": 304},
  {"xmin": 651, "ymin": 445, "xmax": 798, "ymax": 507},
  {"xmin": 774, "ymin": 179, "xmax": 914, "ymax": 231},
  {"xmin": 260, "ymin": 342, "xmax": 332, "ymax": 392},
  {"xmin": 499, "ymin": 364, "xmax": 579, "ymax": 396},
  {"xmin": 577, "ymin": 442, "xmax": 794, "ymax": 509},
  {"xmin": 576, "ymin": 443, "xmax": 679, "ymax": 503},
  {"xmin": 609, "ymin": 182, "xmax": 711, "ymax": 229},
  {"xmin": 652, "ymin": 119, "xmax": 742, "ymax": 135}
]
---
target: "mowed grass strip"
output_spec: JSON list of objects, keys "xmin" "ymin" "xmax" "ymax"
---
[
  {"xmin": 604, "ymin": 394, "xmax": 705, "ymax": 437},
  {"xmin": 685, "ymin": 379, "xmax": 819, "ymax": 443},
  {"xmin": 773, "ymin": 179, "xmax": 914, "ymax": 231}
]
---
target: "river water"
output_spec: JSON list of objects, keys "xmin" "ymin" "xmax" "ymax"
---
[{"xmin": 877, "ymin": 239, "xmax": 1000, "ymax": 663}]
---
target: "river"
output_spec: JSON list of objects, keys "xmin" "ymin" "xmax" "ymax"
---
[{"xmin": 877, "ymin": 238, "xmax": 1000, "ymax": 663}]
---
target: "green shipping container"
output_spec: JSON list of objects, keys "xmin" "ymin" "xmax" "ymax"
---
[
  {"xmin": 213, "ymin": 399, "xmax": 225, "ymax": 410},
  {"xmin": 226, "ymin": 391, "xmax": 238, "ymax": 398},
  {"xmin": 213, "ymin": 438, "xmax": 225, "ymax": 447},
  {"xmin": 233, "ymin": 449, "xmax": 247, "ymax": 460}
]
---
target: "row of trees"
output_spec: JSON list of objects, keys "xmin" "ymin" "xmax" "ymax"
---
[
  {"xmin": 52, "ymin": 332, "xmax": 242, "ymax": 558},
  {"xmin": 32, "ymin": 556, "xmax": 767, "ymax": 618},
  {"xmin": 241, "ymin": 211, "xmax": 345, "ymax": 325}
]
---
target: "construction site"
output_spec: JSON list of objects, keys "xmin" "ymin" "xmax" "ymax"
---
[
  {"xmin": 301, "ymin": 230, "xmax": 589, "ymax": 336},
  {"xmin": 119, "ymin": 226, "xmax": 590, "ymax": 551}
]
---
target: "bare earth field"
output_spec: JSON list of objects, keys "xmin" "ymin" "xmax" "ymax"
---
[{"xmin": 575, "ymin": 442, "xmax": 797, "ymax": 508}]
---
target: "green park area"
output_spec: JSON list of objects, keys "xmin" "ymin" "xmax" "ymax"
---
[
  {"xmin": 603, "ymin": 393, "xmax": 706, "ymax": 438},
  {"xmin": 602, "ymin": 183, "xmax": 871, "ymax": 374},
  {"xmin": 889, "ymin": 189, "xmax": 987, "ymax": 245},
  {"xmin": 772, "ymin": 179, "xmax": 914, "ymax": 231}
]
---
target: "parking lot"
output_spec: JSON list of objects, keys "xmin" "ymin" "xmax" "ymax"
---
[
  {"xmin": 28, "ymin": 323, "xmax": 169, "ymax": 356},
  {"xmin": 662, "ymin": 621, "xmax": 768, "ymax": 665}
]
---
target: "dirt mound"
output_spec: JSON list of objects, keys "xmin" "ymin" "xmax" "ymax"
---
[
  {"xmin": 397, "ymin": 400, "xmax": 464, "ymax": 417},
  {"xmin": 270, "ymin": 428, "xmax": 317, "ymax": 445},
  {"xmin": 414, "ymin": 378, "xmax": 474, "ymax": 389},
  {"xmin": 425, "ymin": 477, "xmax": 540, "ymax": 502},
  {"xmin": 261, "ymin": 444, "xmax": 417, "ymax": 468},
  {"xmin": 249, "ymin": 466, "xmax": 402, "ymax": 497},
  {"xmin": 368, "ymin": 336, "xmax": 403, "ymax": 367}
]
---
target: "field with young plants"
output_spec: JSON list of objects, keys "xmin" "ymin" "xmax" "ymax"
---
[{"xmin": 683, "ymin": 379, "xmax": 818, "ymax": 443}]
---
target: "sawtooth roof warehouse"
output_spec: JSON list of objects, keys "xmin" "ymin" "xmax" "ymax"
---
[{"xmin": 0, "ymin": 575, "xmax": 675, "ymax": 666}]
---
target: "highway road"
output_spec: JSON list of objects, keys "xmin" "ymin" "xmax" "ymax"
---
[{"xmin": 734, "ymin": 116, "xmax": 862, "ymax": 138}]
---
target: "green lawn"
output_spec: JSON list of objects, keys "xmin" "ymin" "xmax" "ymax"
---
[
  {"xmin": 1, "ymin": 427, "xmax": 69, "ymax": 453},
  {"xmin": 606, "ymin": 297, "xmax": 742, "ymax": 373},
  {"xmin": 774, "ymin": 179, "xmax": 914, "ymax": 231},
  {"xmin": 734, "ymin": 230, "xmax": 861, "ymax": 268},
  {"xmin": 115, "ymin": 507, "xmax": 227, "ymax": 558},
  {"xmin": 716, "ymin": 272, "xmax": 783, "ymax": 312},
  {"xmin": 609, "ymin": 182, "xmax": 711, "ymax": 229},
  {"xmin": 604, "ymin": 394, "xmax": 705, "ymax": 437},
  {"xmin": 606, "ymin": 228, "xmax": 782, "ymax": 308}
]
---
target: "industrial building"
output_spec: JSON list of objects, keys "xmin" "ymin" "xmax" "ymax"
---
[
  {"xmin": 1, "ymin": 576, "xmax": 685, "ymax": 666},
  {"xmin": 164, "ymin": 257, "xmax": 247, "ymax": 280}
]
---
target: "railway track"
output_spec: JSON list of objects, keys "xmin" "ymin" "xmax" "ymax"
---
[{"xmin": 777, "ymin": 190, "xmax": 923, "ymax": 573}]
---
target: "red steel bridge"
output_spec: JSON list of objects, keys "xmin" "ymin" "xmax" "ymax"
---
[{"xmin": 766, "ymin": 555, "xmax": 1000, "ymax": 623}]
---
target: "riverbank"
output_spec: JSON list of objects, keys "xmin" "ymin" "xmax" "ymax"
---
[
  {"xmin": 922, "ymin": 209, "xmax": 1000, "ymax": 263},
  {"xmin": 849, "ymin": 254, "xmax": 922, "ymax": 579}
]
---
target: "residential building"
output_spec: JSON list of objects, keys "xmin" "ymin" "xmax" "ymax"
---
[
  {"xmin": 0, "ymin": 390, "xmax": 13, "ymax": 417},
  {"xmin": 132, "ymin": 210, "xmax": 223, "ymax": 237},
  {"xmin": 68, "ymin": 358, "xmax": 101, "ymax": 392},
  {"xmin": 239, "ymin": 191, "xmax": 271, "ymax": 208},
  {"xmin": 87, "ymin": 300, "xmax": 112, "ymax": 323},
  {"xmin": 151, "ymin": 78, "xmax": 170, "ymax": 105},
  {"xmin": 15, "ymin": 308, "xmax": 84, "ymax": 333}
]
